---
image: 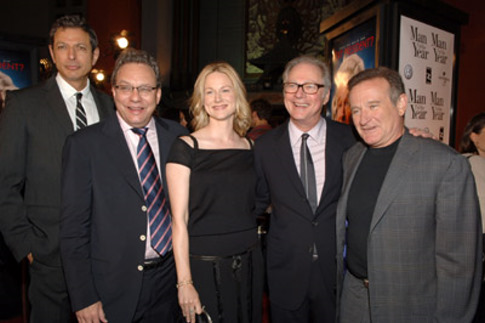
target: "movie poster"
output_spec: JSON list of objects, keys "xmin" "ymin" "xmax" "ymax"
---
[
  {"xmin": 330, "ymin": 18, "xmax": 376, "ymax": 123},
  {"xmin": 0, "ymin": 48, "xmax": 33, "ymax": 109},
  {"xmin": 399, "ymin": 15, "xmax": 454, "ymax": 144}
]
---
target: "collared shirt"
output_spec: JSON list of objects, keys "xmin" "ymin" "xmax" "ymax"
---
[
  {"xmin": 56, "ymin": 73, "xmax": 100, "ymax": 130},
  {"xmin": 118, "ymin": 112, "xmax": 162, "ymax": 259},
  {"xmin": 288, "ymin": 117, "xmax": 327, "ymax": 205}
]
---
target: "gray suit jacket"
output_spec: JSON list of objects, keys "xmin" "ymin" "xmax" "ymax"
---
[
  {"xmin": 336, "ymin": 131, "xmax": 482, "ymax": 322},
  {"xmin": 0, "ymin": 76, "xmax": 114, "ymax": 265}
]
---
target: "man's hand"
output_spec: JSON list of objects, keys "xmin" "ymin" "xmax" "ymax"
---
[
  {"xmin": 75, "ymin": 301, "xmax": 108, "ymax": 323},
  {"xmin": 409, "ymin": 127, "xmax": 437, "ymax": 140},
  {"xmin": 27, "ymin": 253, "xmax": 33, "ymax": 264}
]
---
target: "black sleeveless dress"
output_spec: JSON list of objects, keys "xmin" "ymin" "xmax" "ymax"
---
[{"xmin": 167, "ymin": 136, "xmax": 263, "ymax": 323}]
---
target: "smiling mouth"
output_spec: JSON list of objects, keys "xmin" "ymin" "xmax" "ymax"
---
[
  {"xmin": 128, "ymin": 106, "xmax": 145, "ymax": 113},
  {"xmin": 293, "ymin": 102, "xmax": 309, "ymax": 108}
]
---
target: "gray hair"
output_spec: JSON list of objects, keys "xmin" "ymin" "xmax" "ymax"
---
[{"xmin": 282, "ymin": 55, "xmax": 331, "ymax": 96}]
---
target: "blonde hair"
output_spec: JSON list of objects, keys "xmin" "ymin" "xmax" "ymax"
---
[{"xmin": 190, "ymin": 62, "xmax": 251, "ymax": 136}]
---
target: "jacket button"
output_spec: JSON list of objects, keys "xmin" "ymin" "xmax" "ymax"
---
[
  {"xmin": 141, "ymin": 205, "xmax": 147, "ymax": 212},
  {"xmin": 137, "ymin": 265, "xmax": 144, "ymax": 271},
  {"xmin": 312, "ymin": 221, "xmax": 318, "ymax": 226},
  {"xmin": 140, "ymin": 235, "xmax": 146, "ymax": 241}
]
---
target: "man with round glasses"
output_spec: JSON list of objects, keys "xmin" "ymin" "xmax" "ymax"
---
[
  {"xmin": 254, "ymin": 55, "xmax": 356, "ymax": 322},
  {"xmin": 61, "ymin": 48, "xmax": 187, "ymax": 322}
]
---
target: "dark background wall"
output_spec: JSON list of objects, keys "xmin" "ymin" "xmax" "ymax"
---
[{"xmin": 0, "ymin": 0, "xmax": 483, "ymax": 149}]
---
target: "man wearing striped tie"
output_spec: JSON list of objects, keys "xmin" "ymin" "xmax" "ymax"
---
[{"xmin": 60, "ymin": 49, "xmax": 188, "ymax": 322}]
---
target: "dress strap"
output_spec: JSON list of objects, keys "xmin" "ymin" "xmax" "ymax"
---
[
  {"xmin": 246, "ymin": 137, "xmax": 254, "ymax": 149},
  {"xmin": 187, "ymin": 134, "xmax": 199, "ymax": 150}
]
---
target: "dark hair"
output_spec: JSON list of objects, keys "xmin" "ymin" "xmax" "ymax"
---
[
  {"xmin": 111, "ymin": 48, "xmax": 161, "ymax": 87},
  {"xmin": 49, "ymin": 15, "xmax": 98, "ymax": 51},
  {"xmin": 348, "ymin": 66, "xmax": 405, "ymax": 105},
  {"xmin": 250, "ymin": 99, "xmax": 272, "ymax": 121},
  {"xmin": 460, "ymin": 112, "xmax": 485, "ymax": 154}
]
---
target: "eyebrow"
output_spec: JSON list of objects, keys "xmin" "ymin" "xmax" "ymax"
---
[{"xmin": 366, "ymin": 100, "xmax": 380, "ymax": 105}]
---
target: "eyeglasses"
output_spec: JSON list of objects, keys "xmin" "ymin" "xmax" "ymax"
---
[
  {"xmin": 114, "ymin": 84, "xmax": 158, "ymax": 97},
  {"xmin": 283, "ymin": 82, "xmax": 325, "ymax": 94}
]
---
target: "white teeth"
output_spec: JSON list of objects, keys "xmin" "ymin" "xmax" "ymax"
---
[{"xmin": 294, "ymin": 102, "xmax": 308, "ymax": 107}]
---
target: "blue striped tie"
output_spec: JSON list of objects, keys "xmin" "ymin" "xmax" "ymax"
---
[{"xmin": 132, "ymin": 127, "xmax": 172, "ymax": 255}]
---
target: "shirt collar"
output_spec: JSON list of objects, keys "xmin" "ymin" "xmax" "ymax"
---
[
  {"xmin": 56, "ymin": 73, "xmax": 91, "ymax": 100},
  {"xmin": 117, "ymin": 111, "xmax": 155, "ymax": 134},
  {"xmin": 288, "ymin": 117, "xmax": 326, "ymax": 147}
]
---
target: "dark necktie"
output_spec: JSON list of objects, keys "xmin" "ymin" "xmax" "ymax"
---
[
  {"xmin": 300, "ymin": 133, "xmax": 317, "ymax": 213},
  {"xmin": 132, "ymin": 127, "xmax": 172, "ymax": 256},
  {"xmin": 75, "ymin": 92, "xmax": 87, "ymax": 130}
]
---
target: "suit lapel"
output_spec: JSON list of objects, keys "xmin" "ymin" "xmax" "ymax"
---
[
  {"xmin": 154, "ymin": 118, "xmax": 171, "ymax": 189},
  {"xmin": 319, "ymin": 121, "xmax": 342, "ymax": 211},
  {"xmin": 338, "ymin": 142, "xmax": 367, "ymax": 220},
  {"xmin": 274, "ymin": 124, "xmax": 307, "ymax": 197},
  {"xmin": 369, "ymin": 132, "xmax": 417, "ymax": 232},
  {"xmin": 91, "ymin": 86, "xmax": 109, "ymax": 120},
  {"xmin": 44, "ymin": 77, "xmax": 74, "ymax": 135},
  {"xmin": 102, "ymin": 115, "xmax": 144, "ymax": 199}
]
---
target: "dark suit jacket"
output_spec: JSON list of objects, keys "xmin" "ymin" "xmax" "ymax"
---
[
  {"xmin": 0, "ymin": 76, "xmax": 113, "ymax": 265},
  {"xmin": 336, "ymin": 131, "xmax": 482, "ymax": 322},
  {"xmin": 254, "ymin": 118, "xmax": 355, "ymax": 310},
  {"xmin": 60, "ymin": 114, "xmax": 187, "ymax": 321}
]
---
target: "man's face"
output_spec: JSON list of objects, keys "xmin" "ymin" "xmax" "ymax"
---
[
  {"xmin": 284, "ymin": 62, "xmax": 329, "ymax": 132},
  {"xmin": 349, "ymin": 77, "xmax": 406, "ymax": 148},
  {"xmin": 112, "ymin": 63, "xmax": 161, "ymax": 128},
  {"xmin": 49, "ymin": 27, "xmax": 99, "ymax": 91}
]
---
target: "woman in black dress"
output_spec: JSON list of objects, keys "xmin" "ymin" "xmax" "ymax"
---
[{"xmin": 166, "ymin": 62, "xmax": 263, "ymax": 323}]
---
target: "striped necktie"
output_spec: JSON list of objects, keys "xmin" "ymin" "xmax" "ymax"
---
[
  {"xmin": 131, "ymin": 127, "xmax": 172, "ymax": 255},
  {"xmin": 75, "ymin": 92, "xmax": 87, "ymax": 130}
]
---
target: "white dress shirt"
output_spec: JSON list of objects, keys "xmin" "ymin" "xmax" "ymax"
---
[
  {"xmin": 288, "ymin": 117, "xmax": 327, "ymax": 205},
  {"xmin": 56, "ymin": 74, "xmax": 100, "ymax": 130}
]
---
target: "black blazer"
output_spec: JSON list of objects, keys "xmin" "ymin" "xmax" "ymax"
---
[
  {"xmin": 60, "ymin": 114, "xmax": 187, "ymax": 320},
  {"xmin": 254, "ymin": 118, "xmax": 355, "ymax": 310},
  {"xmin": 0, "ymin": 76, "xmax": 114, "ymax": 265}
]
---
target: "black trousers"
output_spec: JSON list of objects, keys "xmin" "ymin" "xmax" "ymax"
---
[
  {"xmin": 270, "ymin": 260, "xmax": 336, "ymax": 323},
  {"xmin": 132, "ymin": 253, "xmax": 181, "ymax": 323}
]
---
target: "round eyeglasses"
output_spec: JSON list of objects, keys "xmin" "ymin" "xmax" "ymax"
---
[{"xmin": 283, "ymin": 82, "xmax": 325, "ymax": 94}]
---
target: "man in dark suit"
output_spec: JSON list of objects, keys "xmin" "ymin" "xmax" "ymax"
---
[
  {"xmin": 0, "ymin": 15, "xmax": 113, "ymax": 322},
  {"xmin": 254, "ymin": 55, "xmax": 355, "ymax": 322},
  {"xmin": 60, "ymin": 49, "xmax": 188, "ymax": 322},
  {"xmin": 336, "ymin": 67, "xmax": 482, "ymax": 322}
]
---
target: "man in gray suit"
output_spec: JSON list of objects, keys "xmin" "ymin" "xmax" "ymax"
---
[
  {"xmin": 336, "ymin": 66, "xmax": 482, "ymax": 322},
  {"xmin": 0, "ymin": 15, "xmax": 113, "ymax": 322}
]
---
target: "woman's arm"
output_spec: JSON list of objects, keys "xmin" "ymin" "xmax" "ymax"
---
[{"xmin": 166, "ymin": 162, "xmax": 202, "ymax": 323}]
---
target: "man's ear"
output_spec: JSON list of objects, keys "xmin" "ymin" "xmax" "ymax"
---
[
  {"xmin": 92, "ymin": 47, "xmax": 100, "ymax": 67},
  {"xmin": 48, "ymin": 45, "xmax": 56, "ymax": 64},
  {"xmin": 396, "ymin": 93, "xmax": 408, "ymax": 117}
]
